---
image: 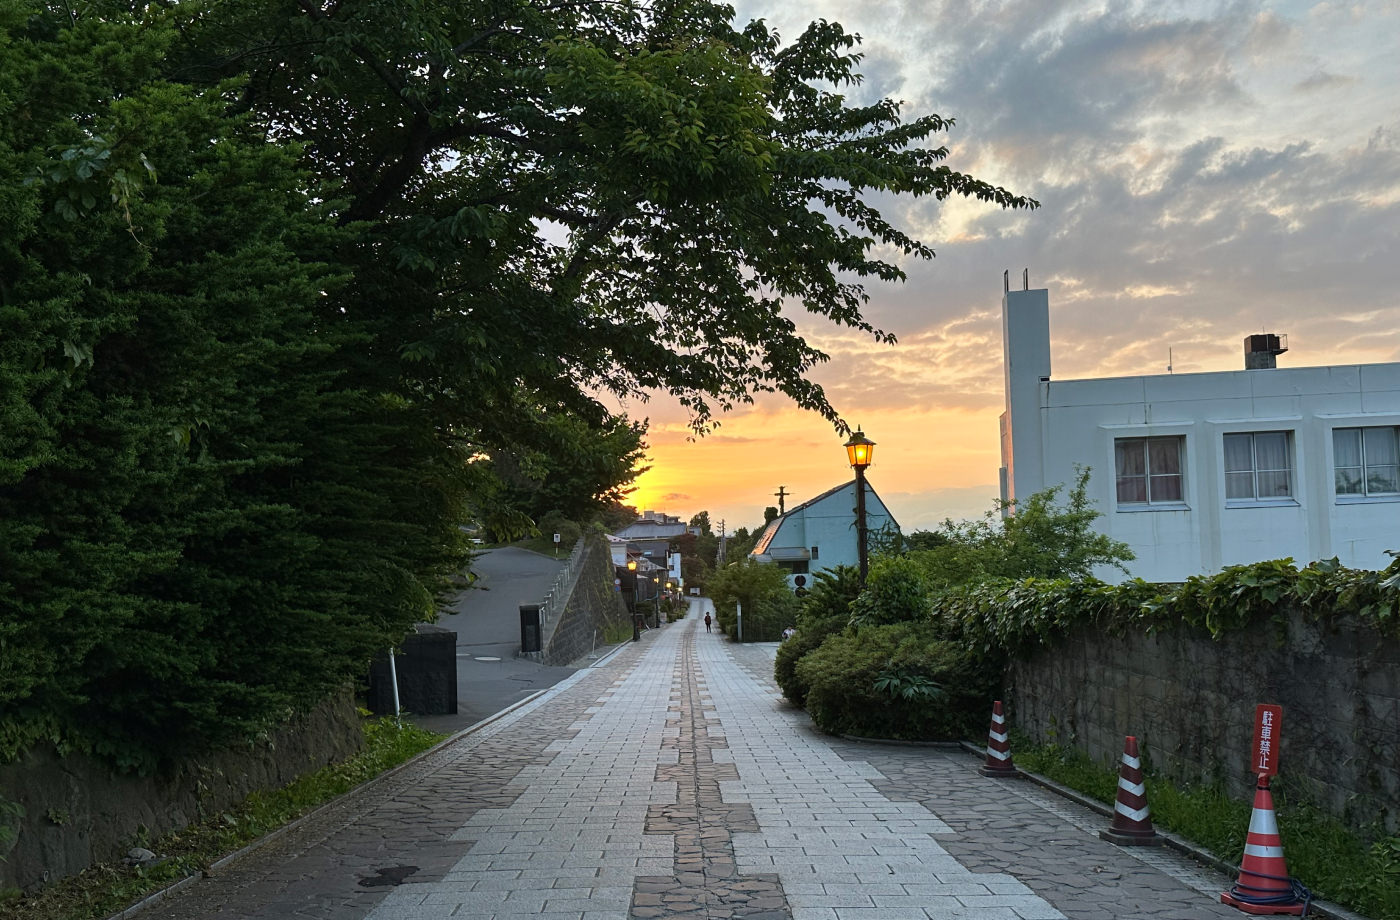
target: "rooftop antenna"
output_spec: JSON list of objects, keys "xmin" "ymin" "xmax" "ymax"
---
[
  {"xmin": 1003, "ymin": 269, "xmax": 1009, "ymax": 293},
  {"xmin": 1168, "ymin": 347, "xmax": 1174, "ymax": 375},
  {"xmin": 1022, "ymin": 268, "xmax": 1029, "ymax": 291}
]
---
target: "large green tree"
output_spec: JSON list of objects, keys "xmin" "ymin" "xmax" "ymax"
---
[
  {"xmin": 0, "ymin": 3, "xmax": 471, "ymax": 769},
  {"xmin": 165, "ymin": 0, "xmax": 1033, "ymax": 434},
  {"xmin": 1, "ymin": 0, "xmax": 1034, "ymax": 770}
]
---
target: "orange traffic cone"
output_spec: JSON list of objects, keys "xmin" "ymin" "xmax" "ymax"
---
[
  {"xmin": 977, "ymin": 700, "xmax": 1018, "ymax": 777},
  {"xmin": 1099, "ymin": 736, "xmax": 1161, "ymax": 846},
  {"xmin": 1220, "ymin": 777, "xmax": 1310, "ymax": 915}
]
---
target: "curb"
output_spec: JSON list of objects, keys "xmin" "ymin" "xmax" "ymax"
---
[{"xmin": 953, "ymin": 741, "xmax": 1368, "ymax": 920}]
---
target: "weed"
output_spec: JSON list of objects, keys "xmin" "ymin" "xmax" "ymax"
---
[{"xmin": 601, "ymin": 621, "xmax": 633, "ymax": 644}]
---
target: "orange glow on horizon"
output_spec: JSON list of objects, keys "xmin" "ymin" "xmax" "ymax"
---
[{"xmin": 625, "ymin": 402, "xmax": 1003, "ymax": 534}]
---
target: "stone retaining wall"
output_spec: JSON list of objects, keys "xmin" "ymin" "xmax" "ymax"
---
[
  {"xmin": 1007, "ymin": 610, "xmax": 1399, "ymax": 836},
  {"xmin": 541, "ymin": 533, "xmax": 630, "ymax": 666},
  {"xmin": 0, "ymin": 691, "xmax": 362, "ymax": 893}
]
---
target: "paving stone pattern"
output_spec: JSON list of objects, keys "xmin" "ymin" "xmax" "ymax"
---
[
  {"xmin": 148, "ymin": 613, "xmax": 1257, "ymax": 920},
  {"xmin": 635, "ymin": 625, "xmax": 787, "ymax": 920}
]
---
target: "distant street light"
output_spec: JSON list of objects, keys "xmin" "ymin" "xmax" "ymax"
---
[
  {"xmin": 627, "ymin": 559, "xmax": 640, "ymax": 641},
  {"xmin": 844, "ymin": 429, "xmax": 876, "ymax": 583}
]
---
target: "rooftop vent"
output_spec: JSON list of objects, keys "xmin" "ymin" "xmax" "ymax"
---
[{"xmin": 1244, "ymin": 333, "xmax": 1288, "ymax": 370}]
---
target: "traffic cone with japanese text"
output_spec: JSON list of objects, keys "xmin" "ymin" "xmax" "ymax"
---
[
  {"xmin": 1220, "ymin": 777, "xmax": 1310, "ymax": 915},
  {"xmin": 1099, "ymin": 736, "xmax": 1162, "ymax": 846},
  {"xmin": 977, "ymin": 700, "xmax": 1018, "ymax": 777}
]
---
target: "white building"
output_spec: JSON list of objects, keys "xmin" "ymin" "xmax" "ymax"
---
[
  {"xmin": 750, "ymin": 481, "xmax": 898, "ymax": 587},
  {"xmin": 999, "ymin": 286, "xmax": 1400, "ymax": 583}
]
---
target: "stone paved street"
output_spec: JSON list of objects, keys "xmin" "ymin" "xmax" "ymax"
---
[{"xmin": 146, "ymin": 605, "xmax": 1250, "ymax": 920}]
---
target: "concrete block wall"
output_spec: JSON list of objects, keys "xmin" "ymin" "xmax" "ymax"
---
[
  {"xmin": 1007, "ymin": 610, "xmax": 1399, "ymax": 836},
  {"xmin": 541, "ymin": 533, "xmax": 630, "ymax": 666},
  {"xmin": 0, "ymin": 692, "xmax": 363, "ymax": 893}
]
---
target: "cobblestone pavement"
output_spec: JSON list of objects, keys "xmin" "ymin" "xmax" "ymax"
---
[{"xmin": 147, "ymin": 611, "xmax": 1250, "ymax": 920}]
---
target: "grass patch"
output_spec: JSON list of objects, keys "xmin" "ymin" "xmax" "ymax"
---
[
  {"xmin": 601, "ymin": 621, "xmax": 634, "ymax": 644},
  {"xmin": 3, "ymin": 717, "xmax": 444, "ymax": 920},
  {"xmin": 1012, "ymin": 736, "xmax": 1400, "ymax": 920},
  {"xmin": 511, "ymin": 534, "xmax": 577, "ymax": 557}
]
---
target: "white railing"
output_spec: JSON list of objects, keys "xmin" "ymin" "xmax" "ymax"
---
[{"xmin": 538, "ymin": 535, "xmax": 590, "ymax": 626}]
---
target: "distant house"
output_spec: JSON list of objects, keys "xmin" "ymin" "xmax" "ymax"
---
[
  {"xmin": 999, "ymin": 285, "xmax": 1400, "ymax": 582},
  {"xmin": 749, "ymin": 481, "xmax": 898, "ymax": 587},
  {"xmin": 616, "ymin": 511, "xmax": 695, "ymax": 541},
  {"xmin": 607, "ymin": 531, "xmax": 682, "ymax": 595}
]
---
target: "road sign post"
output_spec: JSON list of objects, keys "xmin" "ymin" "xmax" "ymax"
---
[{"xmin": 1252, "ymin": 703, "xmax": 1283, "ymax": 779}]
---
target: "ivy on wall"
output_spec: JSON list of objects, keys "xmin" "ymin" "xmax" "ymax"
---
[{"xmin": 930, "ymin": 555, "xmax": 1400, "ymax": 657}]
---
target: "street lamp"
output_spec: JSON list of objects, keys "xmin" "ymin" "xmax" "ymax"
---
[
  {"xmin": 627, "ymin": 559, "xmax": 640, "ymax": 641},
  {"xmin": 844, "ymin": 428, "xmax": 876, "ymax": 583}
]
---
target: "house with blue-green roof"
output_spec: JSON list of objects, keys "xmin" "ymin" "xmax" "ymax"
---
[{"xmin": 749, "ymin": 480, "xmax": 898, "ymax": 589}]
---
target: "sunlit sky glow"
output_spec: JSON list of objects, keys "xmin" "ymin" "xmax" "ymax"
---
[{"xmin": 624, "ymin": 0, "xmax": 1400, "ymax": 535}]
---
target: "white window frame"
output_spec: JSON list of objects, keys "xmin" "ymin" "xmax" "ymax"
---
[
  {"xmin": 1114, "ymin": 436, "xmax": 1186, "ymax": 509},
  {"xmin": 1333, "ymin": 425, "xmax": 1400, "ymax": 500},
  {"xmin": 1223, "ymin": 431, "xmax": 1296, "ymax": 506}
]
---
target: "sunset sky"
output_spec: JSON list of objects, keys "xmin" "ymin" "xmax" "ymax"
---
[{"xmin": 622, "ymin": 0, "xmax": 1400, "ymax": 535}]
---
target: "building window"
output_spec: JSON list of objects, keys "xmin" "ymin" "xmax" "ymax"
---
[
  {"xmin": 1115, "ymin": 437, "xmax": 1183, "ymax": 505},
  {"xmin": 1224, "ymin": 431, "xmax": 1293, "ymax": 501},
  {"xmin": 1334, "ymin": 427, "xmax": 1400, "ymax": 497}
]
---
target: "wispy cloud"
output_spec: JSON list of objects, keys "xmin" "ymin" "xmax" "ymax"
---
[{"xmin": 637, "ymin": 0, "xmax": 1400, "ymax": 533}]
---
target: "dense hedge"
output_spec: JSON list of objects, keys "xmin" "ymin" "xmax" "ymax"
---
[
  {"xmin": 795, "ymin": 622, "xmax": 993, "ymax": 740},
  {"xmin": 773, "ymin": 555, "xmax": 1400, "ymax": 744},
  {"xmin": 0, "ymin": 12, "xmax": 467, "ymax": 772},
  {"xmin": 930, "ymin": 555, "xmax": 1400, "ymax": 658},
  {"xmin": 773, "ymin": 566, "xmax": 862, "ymax": 707}
]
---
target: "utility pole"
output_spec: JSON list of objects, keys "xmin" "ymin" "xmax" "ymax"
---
[
  {"xmin": 718, "ymin": 519, "xmax": 726, "ymax": 565},
  {"xmin": 774, "ymin": 485, "xmax": 788, "ymax": 515}
]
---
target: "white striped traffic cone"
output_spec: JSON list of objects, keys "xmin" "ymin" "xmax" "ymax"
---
[
  {"xmin": 1099, "ymin": 736, "xmax": 1161, "ymax": 846},
  {"xmin": 978, "ymin": 700, "xmax": 1018, "ymax": 777},
  {"xmin": 1220, "ymin": 778, "xmax": 1309, "ymax": 915}
]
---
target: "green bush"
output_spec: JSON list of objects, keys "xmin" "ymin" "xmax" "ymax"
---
[
  {"xmin": 774, "ymin": 565, "xmax": 862, "ymax": 706},
  {"xmin": 796, "ymin": 622, "xmax": 993, "ymax": 740},
  {"xmin": 774, "ymin": 617, "xmax": 844, "ymax": 707},
  {"xmin": 709, "ymin": 559, "xmax": 796, "ymax": 641},
  {"xmin": 850, "ymin": 556, "xmax": 932, "ymax": 626}
]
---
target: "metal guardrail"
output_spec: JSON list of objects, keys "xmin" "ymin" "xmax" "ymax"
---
[{"xmin": 538, "ymin": 536, "xmax": 590, "ymax": 626}]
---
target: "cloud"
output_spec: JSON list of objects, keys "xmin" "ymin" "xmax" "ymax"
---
[
  {"xmin": 635, "ymin": 0, "xmax": 1400, "ymax": 532},
  {"xmin": 881, "ymin": 484, "xmax": 1003, "ymax": 530},
  {"xmin": 1294, "ymin": 70, "xmax": 1357, "ymax": 92}
]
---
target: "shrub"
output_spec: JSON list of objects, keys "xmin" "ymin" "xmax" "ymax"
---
[
  {"xmin": 774, "ymin": 566, "xmax": 861, "ymax": 705},
  {"xmin": 741, "ymin": 588, "xmax": 800, "ymax": 641},
  {"xmin": 796, "ymin": 622, "xmax": 994, "ymax": 741},
  {"xmin": 708, "ymin": 559, "xmax": 795, "ymax": 641},
  {"xmin": 849, "ymin": 556, "xmax": 932, "ymax": 626},
  {"xmin": 774, "ymin": 619, "xmax": 844, "ymax": 707}
]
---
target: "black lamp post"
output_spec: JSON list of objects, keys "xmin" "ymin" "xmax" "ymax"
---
[
  {"xmin": 844, "ymin": 428, "xmax": 876, "ymax": 583},
  {"xmin": 627, "ymin": 559, "xmax": 641, "ymax": 641}
]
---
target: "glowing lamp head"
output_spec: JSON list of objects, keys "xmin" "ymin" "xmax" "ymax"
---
[
  {"xmin": 844, "ymin": 429, "xmax": 875, "ymax": 469},
  {"xmin": 627, "ymin": 559, "xmax": 637, "ymax": 571}
]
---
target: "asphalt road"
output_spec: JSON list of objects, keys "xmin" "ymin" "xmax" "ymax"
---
[{"xmin": 409, "ymin": 546, "xmax": 586, "ymax": 733}]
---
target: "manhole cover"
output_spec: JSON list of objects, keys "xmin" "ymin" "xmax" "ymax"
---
[{"xmin": 474, "ymin": 656, "xmax": 501, "ymax": 662}]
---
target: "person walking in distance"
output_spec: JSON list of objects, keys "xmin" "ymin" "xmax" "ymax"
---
[{"xmin": 704, "ymin": 613, "xmax": 712, "ymax": 633}]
